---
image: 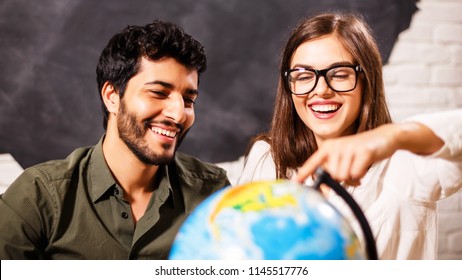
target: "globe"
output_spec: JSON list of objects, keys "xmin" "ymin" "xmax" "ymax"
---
[{"xmin": 169, "ymin": 180, "xmax": 366, "ymax": 260}]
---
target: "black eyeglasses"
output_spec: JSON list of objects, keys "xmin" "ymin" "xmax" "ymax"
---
[{"xmin": 284, "ymin": 65, "xmax": 363, "ymax": 95}]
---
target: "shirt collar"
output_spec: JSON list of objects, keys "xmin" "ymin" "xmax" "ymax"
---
[
  {"xmin": 125, "ymin": 165, "xmax": 174, "ymax": 209},
  {"xmin": 88, "ymin": 135, "xmax": 177, "ymax": 204},
  {"xmin": 89, "ymin": 135, "xmax": 117, "ymax": 203}
]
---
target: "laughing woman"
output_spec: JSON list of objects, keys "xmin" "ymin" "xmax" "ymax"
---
[{"xmin": 237, "ymin": 12, "xmax": 462, "ymax": 259}]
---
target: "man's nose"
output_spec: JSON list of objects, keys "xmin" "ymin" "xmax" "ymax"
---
[{"xmin": 163, "ymin": 93, "xmax": 186, "ymax": 123}]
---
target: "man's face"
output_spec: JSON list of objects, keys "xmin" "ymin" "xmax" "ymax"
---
[{"xmin": 116, "ymin": 57, "xmax": 198, "ymax": 165}]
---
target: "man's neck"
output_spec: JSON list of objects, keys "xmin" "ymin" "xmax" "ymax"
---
[{"xmin": 102, "ymin": 134, "xmax": 159, "ymax": 195}]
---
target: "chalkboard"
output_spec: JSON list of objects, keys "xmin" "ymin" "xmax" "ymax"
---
[{"xmin": 0, "ymin": 0, "xmax": 417, "ymax": 168}]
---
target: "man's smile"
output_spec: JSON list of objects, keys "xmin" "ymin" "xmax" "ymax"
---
[{"xmin": 151, "ymin": 127, "xmax": 178, "ymax": 138}]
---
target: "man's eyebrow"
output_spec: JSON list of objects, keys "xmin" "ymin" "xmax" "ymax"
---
[
  {"xmin": 145, "ymin": 80, "xmax": 199, "ymax": 95},
  {"xmin": 185, "ymin": 88, "xmax": 199, "ymax": 96},
  {"xmin": 144, "ymin": 80, "xmax": 174, "ymax": 88}
]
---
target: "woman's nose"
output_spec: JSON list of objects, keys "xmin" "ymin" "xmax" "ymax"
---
[{"xmin": 312, "ymin": 76, "xmax": 333, "ymax": 97}]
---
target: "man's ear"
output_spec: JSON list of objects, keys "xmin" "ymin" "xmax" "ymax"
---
[{"xmin": 101, "ymin": 82, "xmax": 119, "ymax": 114}]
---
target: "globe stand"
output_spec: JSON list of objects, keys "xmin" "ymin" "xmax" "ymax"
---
[{"xmin": 312, "ymin": 168, "xmax": 378, "ymax": 260}]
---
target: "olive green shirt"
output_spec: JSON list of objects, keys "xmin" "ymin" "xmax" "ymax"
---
[{"xmin": 0, "ymin": 137, "xmax": 229, "ymax": 259}]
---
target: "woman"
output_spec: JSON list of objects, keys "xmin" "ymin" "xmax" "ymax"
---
[{"xmin": 237, "ymin": 12, "xmax": 462, "ymax": 259}]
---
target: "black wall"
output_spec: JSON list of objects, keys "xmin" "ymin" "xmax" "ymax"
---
[{"xmin": 0, "ymin": 0, "xmax": 417, "ymax": 168}]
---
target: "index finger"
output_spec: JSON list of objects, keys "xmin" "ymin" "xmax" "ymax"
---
[{"xmin": 292, "ymin": 149, "xmax": 328, "ymax": 183}]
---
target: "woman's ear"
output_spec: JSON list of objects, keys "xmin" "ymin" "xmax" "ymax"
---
[{"xmin": 101, "ymin": 82, "xmax": 119, "ymax": 114}]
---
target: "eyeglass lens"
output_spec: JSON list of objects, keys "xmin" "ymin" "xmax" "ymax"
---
[{"xmin": 288, "ymin": 66, "xmax": 358, "ymax": 95}]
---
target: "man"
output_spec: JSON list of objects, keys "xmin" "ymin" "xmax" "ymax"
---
[{"xmin": 0, "ymin": 20, "xmax": 229, "ymax": 259}]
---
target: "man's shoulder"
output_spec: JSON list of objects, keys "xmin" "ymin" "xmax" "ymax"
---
[
  {"xmin": 21, "ymin": 146, "xmax": 94, "ymax": 183},
  {"xmin": 4, "ymin": 145, "xmax": 95, "ymax": 208},
  {"xmin": 173, "ymin": 151, "xmax": 229, "ymax": 182},
  {"xmin": 175, "ymin": 152, "xmax": 230, "ymax": 188},
  {"xmin": 172, "ymin": 152, "xmax": 230, "ymax": 201}
]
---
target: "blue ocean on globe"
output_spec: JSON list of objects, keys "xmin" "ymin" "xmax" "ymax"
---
[{"xmin": 169, "ymin": 180, "xmax": 365, "ymax": 260}]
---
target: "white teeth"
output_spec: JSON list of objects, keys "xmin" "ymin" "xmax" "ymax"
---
[
  {"xmin": 311, "ymin": 104, "xmax": 340, "ymax": 112},
  {"xmin": 151, "ymin": 127, "xmax": 177, "ymax": 138}
]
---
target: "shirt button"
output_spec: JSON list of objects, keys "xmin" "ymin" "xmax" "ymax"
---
[
  {"xmin": 121, "ymin": 212, "xmax": 129, "ymax": 219},
  {"xmin": 114, "ymin": 188, "xmax": 119, "ymax": 195}
]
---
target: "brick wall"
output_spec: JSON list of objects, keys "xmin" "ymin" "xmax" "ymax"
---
[{"xmin": 383, "ymin": 0, "xmax": 462, "ymax": 259}]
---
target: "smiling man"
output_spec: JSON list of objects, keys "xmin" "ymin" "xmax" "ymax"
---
[{"xmin": 0, "ymin": 20, "xmax": 229, "ymax": 259}]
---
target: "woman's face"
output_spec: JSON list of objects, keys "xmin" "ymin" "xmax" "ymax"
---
[{"xmin": 290, "ymin": 34, "xmax": 362, "ymax": 145}]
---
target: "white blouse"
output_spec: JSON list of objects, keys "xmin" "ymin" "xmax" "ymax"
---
[{"xmin": 236, "ymin": 109, "xmax": 462, "ymax": 259}]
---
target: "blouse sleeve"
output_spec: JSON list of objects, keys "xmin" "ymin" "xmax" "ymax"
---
[
  {"xmin": 236, "ymin": 140, "xmax": 277, "ymax": 185},
  {"xmin": 406, "ymin": 109, "xmax": 462, "ymax": 162},
  {"xmin": 387, "ymin": 109, "xmax": 462, "ymax": 200}
]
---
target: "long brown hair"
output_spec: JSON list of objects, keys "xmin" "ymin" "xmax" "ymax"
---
[{"xmin": 251, "ymin": 12, "xmax": 392, "ymax": 179}]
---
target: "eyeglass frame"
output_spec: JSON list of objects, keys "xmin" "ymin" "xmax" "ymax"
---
[{"xmin": 283, "ymin": 64, "xmax": 363, "ymax": 95}]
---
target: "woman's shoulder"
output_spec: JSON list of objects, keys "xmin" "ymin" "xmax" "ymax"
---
[
  {"xmin": 237, "ymin": 139, "xmax": 276, "ymax": 185},
  {"xmin": 248, "ymin": 139, "xmax": 271, "ymax": 156}
]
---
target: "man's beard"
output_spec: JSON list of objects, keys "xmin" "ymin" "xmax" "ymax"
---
[{"xmin": 117, "ymin": 100, "xmax": 181, "ymax": 165}]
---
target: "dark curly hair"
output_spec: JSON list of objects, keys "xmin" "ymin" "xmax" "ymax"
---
[{"xmin": 96, "ymin": 19, "xmax": 207, "ymax": 129}]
